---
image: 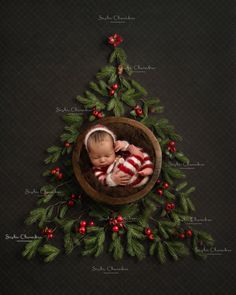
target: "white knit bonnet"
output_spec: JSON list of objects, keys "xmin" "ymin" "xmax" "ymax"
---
[{"xmin": 84, "ymin": 124, "xmax": 116, "ymax": 151}]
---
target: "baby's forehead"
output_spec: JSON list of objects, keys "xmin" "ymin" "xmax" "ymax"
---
[
  {"xmin": 88, "ymin": 137, "xmax": 114, "ymax": 152},
  {"xmin": 88, "ymin": 133, "xmax": 114, "ymax": 145}
]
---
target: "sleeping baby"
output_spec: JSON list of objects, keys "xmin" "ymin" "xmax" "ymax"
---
[{"xmin": 84, "ymin": 124, "xmax": 154, "ymax": 188}]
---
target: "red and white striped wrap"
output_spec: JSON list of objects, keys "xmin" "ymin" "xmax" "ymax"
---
[{"xmin": 93, "ymin": 151, "xmax": 154, "ymax": 188}]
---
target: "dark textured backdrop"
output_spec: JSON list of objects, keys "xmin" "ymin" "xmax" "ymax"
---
[{"xmin": 1, "ymin": 0, "xmax": 235, "ymax": 294}]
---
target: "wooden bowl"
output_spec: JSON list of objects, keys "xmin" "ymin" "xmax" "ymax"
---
[{"xmin": 72, "ymin": 117, "xmax": 162, "ymax": 205}]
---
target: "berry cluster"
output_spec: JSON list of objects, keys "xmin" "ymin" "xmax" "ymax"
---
[
  {"xmin": 167, "ymin": 141, "xmax": 176, "ymax": 153},
  {"xmin": 51, "ymin": 167, "xmax": 63, "ymax": 180},
  {"xmin": 145, "ymin": 227, "xmax": 155, "ymax": 240},
  {"xmin": 108, "ymin": 33, "xmax": 123, "ymax": 47},
  {"xmin": 156, "ymin": 180, "xmax": 170, "ymax": 196},
  {"xmin": 67, "ymin": 194, "xmax": 81, "ymax": 207},
  {"xmin": 178, "ymin": 229, "xmax": 193, "ymax": 239},
  {"xmin": 92, "ymin": 107, "xmax": 104, "ymax": 119},
  {"xmin": 109, "ymin": 215, "xmax": 125, "ymax": 232},
  {"xmin": 109, "ymin": 83, "xmax": 119, "ymax": 96},
  {"xmin": 76, "ymin": 220, "xmax": 95, "ymax": 235},
  {"xmin": 42, "ymin": 227, "xmax": 55, "ymax": 239},
  {"xmin": 165, "ymin": 202, "xmax": 175, "ymax": 211}
]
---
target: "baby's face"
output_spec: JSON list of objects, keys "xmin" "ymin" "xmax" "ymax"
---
[{"xmin": 88, "ymin": 137, "xmax": 116, "ymax": 168}]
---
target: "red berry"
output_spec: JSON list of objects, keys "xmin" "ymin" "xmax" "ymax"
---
[
  {"xmin": 112, "ymin": 84, "xmax": 118, "ymax": 90},
  {"xmin": 148, "ymin": 233, "xmax": 155, "ymax": 240},
  {"xmin": 119, "ymin": 223, "xmax": 124, "ymax": 228},
  {"xmin": 89, "ymin": 221, "xmax": 95, "ymax": 226},
  {"xmin": 170, "ymin": 203, "xmax": 175, "ymax": 209},
  {"xmin": 47, "ymin": 233, "xmax": 54, "ymax": 239},
  {"xmin": 179, "ymin": 233, "xmax": 185, "ymax": 239},
  {"xmin": 97, "ymin": 112, "xmax": 103, "ymax": 119},
  {"xmin": 185, "ymin": 230, "xmax": 193, "ymax": 237},
  {"xmin": 46, "ymin": 228, "xmax": 53, "ymax": 234},
  {"xmin": 163, "ymin": 182, "xmax": 169, "ymax": 189},
  {"xmin": 156, "ymin": 189, "xmax": 163, "ymax": 196},
  {"xmin": 135, "ymin": 108, "xmax": 143, "ymax": 116},
  {"xmin": 116, "ymin": 215, "xmax": 123, "ymax": 223},
  {"xmin": 65, "ymin": 142, "xmax": 70, "ymax": 148},
  {"xmin": 145, "ymin": 228, "xmax": 152, "ymax": 236},
  {"xmin": 93, "ymin": 110, "xmax": 99, "ymax": 116},
  {"xmin": 156, "ymin": 179, "xmax": 161, "ymax": 184},
  {"xmin": 58, "ymin": 173, "xmax": 63, "ymax": 179},
  {"xmin": 68, "ymin": 200, "xmax": 75, "ymax": 207},
  {"xmin": 112, "ymin": 225, "xmax": 119, "ymax": 232},
  {"xmin": 165, "ymin": 203, "xmax": 172, "ymax": 211},
  {"xmin": 51, "ymin": 169, "xmax": 56, "ymax": 175},
  {"xmin": 171, "ymin": 147, "xmax": 176, "ymax": 153},
  {"xmin": 168, "ymin": 141, "xmax": 176, "ymax": 147},
  {"xmin": 55, "ymin": 167, "xmax": 60, "ymax": 172},
  {"xmin": 79, "ymin": 227, "xmax": 86, "ymax": 234},
  {"xmin": 80, "ymin": 220, "xmax": 87, "ymax": 227},
  {"xmin": 109, "ymin": 89, "xmax": 115, "ymax": 96},
  {"xmin": 71, "ymin": 194, "xmax": 76, "ymax": 199}
]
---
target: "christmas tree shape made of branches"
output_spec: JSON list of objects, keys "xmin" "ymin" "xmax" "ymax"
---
[{"xmin": 22, "ymin": 34, "xmax": 214, "ymax": 263}]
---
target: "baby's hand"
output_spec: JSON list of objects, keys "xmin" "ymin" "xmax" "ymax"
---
[
  {"xmin": 114, "ymin": 140, "xmax": 127, "ymax": 152},
  {"xmin": 128, "ymin": 144, "xmax": 144, "ymax": 160},
  {"xmin": 111, "ymin": 170, "xmax": 131, "ymax": 185},
  {"xmin": 138, "ymin": 168, "xmax": 153, "ymax": 176}
]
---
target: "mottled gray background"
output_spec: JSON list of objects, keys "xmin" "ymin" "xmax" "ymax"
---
[{"xmin": 1, "ymin": 0, "xmax": 235, "ymax": 294}]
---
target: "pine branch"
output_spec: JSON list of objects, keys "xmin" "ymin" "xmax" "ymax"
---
[
  {"xmin": 156, "ymin": 241, "xmax": 167, "ymax": 264},
  {"xmin": 175, "ymin": 152, "xmax": 190, "ymax": 164},
  {"xmin": 193, "ymin": 230, "xmax": 215, "ymax": 247},
  {"xmin": 119, "ymin": 76, "xmax": 132, "ymax": 89},
  {"xmin": 175, "ymin": 182, "xmax": 188, "ymax": 192},
  {"xmin": 120, "ymin": 88, "xmax": 137, "ymax": 107},
  {"xmin": 89, "ymin": 81, "xmax": 108, "ymax": 96},
  {"xmin": 64, "ymin": 233, "xmax": 74, "ymax": 255},
  {"xmin": 59, "ymin": 205, "xmax": 68, "ymax": 219},
  {"xmin": 76, "ymin": 93, "xmax": 105, "ymax": 110},
  {"xmin": 54, "ymin": 218, "xmax": 77, "ymax": 233},
  {"xmin": 96, "ymin": 65, "xmax": 116, "ymax": 79},
  {"xmin": 109, "ymin": 232, "xmax": 124, "ymax": 260},
  {"xmin": 24, "ymin": 208, "xmax": 48, "ymax": 228},
  {"xmin": 119, "ymin": 204, "xmax": 140, "ymax": 218},
  {"xmin": 81, "ymin": 227, "xmax": 105, "ymax": 258},
  {"xmin": 62, "ymin": 113, "xmax": 83, "ymax": 126},
  {"xmin": 113, "ymin": 97, "xmax": 125, "ymax": 116},
  {"xmin": 44, "ymin": 146, "xmax": 62, "ymax": 164},
  {"xmin": 22, "ymin": 238, "xmax": 43, "ymax": 260},
  {"xmin": 39, "ymin": 185, "xmax": 56, "ymax": 203},
  {"xmin": 89, "ymin": 203, "xmax": 110, "ymax": 219},
  {"xmin": 38, "ymin": 244, "xmax": 60, "ymax": 263},
  {"xmin": 60, "ymin": 125, "xmax": 79, "ymax": 143},
  {"xmin": 130, "ymin": 80, "xmax": 148, "ymax": 96},
  {"xmin": 162, "ymin": 164, "xmax": 186, "ymax": 185},
  {"xmin": 109, "ymin": 47, "xmax": 127, "ymax": 65},
  {"xmin": 126, "ymin": 224, "xmax": 146, "ymax": 260}
]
